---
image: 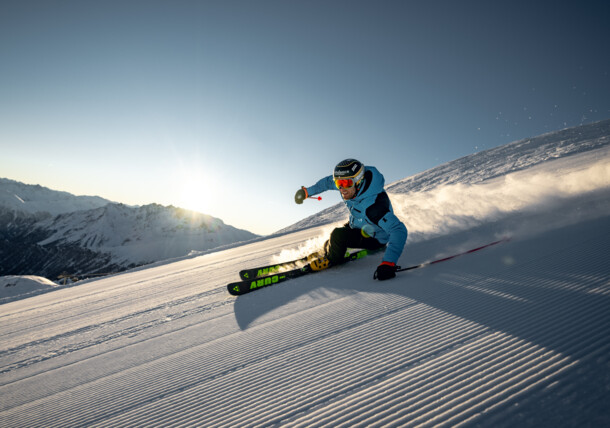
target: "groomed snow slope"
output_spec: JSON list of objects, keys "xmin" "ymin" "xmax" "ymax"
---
[{"xmin": 1, "ymin": 147, "xmax": 609, "ymax": 427}]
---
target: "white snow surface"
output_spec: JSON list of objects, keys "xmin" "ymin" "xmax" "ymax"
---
[
  {"xmin": 0, "ymin": 276, "xmax": 57, "ymax": 299},
  {"xmin": 1, "ymin": 123, "xmax": 609, "ymax": 427}
]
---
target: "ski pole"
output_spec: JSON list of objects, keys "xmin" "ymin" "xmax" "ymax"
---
[{"xmin": 396, "ymin": 237, "xmax": 510, "ymax": 273}]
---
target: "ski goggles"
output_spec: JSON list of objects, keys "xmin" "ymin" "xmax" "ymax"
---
[{"xmin": 334, "ymin": 178, "xmax": 356, "ymax": 189}]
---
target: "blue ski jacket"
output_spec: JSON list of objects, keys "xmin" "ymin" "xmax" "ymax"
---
[{"xmin": 305, "ymin": 166, "xmax": 408, "ymax": 264}]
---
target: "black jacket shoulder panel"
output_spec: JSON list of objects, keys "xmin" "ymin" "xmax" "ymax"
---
[{"xmin": 366, "ymin": 191, "xmax": 391, "ymax": 225}]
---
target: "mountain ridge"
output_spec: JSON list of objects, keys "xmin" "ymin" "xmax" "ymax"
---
[
  {"xmin": 0, "ymin": 177, "xmax": 111, "ymax": 216},
  {"xmin": 0, "ymin": 183, "xmax": 258, "ymax": 279}
]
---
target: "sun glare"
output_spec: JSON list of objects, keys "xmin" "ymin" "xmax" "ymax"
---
[{"xmin": 176, "ymin": 169, "xmax": 217, "ymax": 214}]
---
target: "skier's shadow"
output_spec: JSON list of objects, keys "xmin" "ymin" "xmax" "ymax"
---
[{"xmin": 232, "ymin": 260, "xmax": 377, "ymax": 330}]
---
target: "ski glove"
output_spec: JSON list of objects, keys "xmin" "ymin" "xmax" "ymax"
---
[
  {"xmin": 374, "ymin": 261, "xmax": 396, "ymax": 281},
  {"xmin": 294, "ymin": 187, "xmax": 308, "ymax": 204}
]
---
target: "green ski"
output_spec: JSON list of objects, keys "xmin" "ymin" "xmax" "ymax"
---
[
  {"xmin": 228, "ymin": 249, "xmax": 373, "ymax": 296},
  {"xmin": 238, "ymin": 256, "xmax": 310, "ymax": 280}
]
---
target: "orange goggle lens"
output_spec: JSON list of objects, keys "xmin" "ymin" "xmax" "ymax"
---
[{"xmin": 334, "ymin": 178, "xmax": 355, "ymax": 189}]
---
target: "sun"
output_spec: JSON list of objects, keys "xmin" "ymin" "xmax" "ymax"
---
[{"xmin": 176, "ymin": 169, "xmax": 217, "ymax": 214}]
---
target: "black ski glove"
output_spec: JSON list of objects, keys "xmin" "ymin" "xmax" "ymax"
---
[
  {"xmin": 294, "ymin": 187, "xmax": 307, "ymax": 204},
  {"xmin": 374, "ymin": 262, "xmax": 397, "ymax": 280}
]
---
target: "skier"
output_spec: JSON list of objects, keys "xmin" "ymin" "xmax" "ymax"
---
[{"xmin": 294, "ymin": 159, "xmax": 408, "ymax": 280}]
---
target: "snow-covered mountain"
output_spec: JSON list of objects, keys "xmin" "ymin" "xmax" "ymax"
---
[
  {"xmin": 1, "ymin": 121, "xmax": 609, "ymax": 427},
  {"xmin": 0, "ymin": 181, "xmax": 258, "ymax": 279},
  {"xmin": 36, "ymin": 203, "xmax": 259, "ymax": 266},
  {"xmin": 0, "ymin": 178, "xmax": 111, "ymax": 215}
]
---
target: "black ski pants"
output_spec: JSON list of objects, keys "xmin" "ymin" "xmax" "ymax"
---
[{"xmin": 325, "ymin": 225, "xmax": 385, "ymax": 265}]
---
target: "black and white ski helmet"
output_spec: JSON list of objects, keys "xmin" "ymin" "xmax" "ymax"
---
[{"xmin": 333, "ymin": 158, "xmax": 365, "ymax": 185}]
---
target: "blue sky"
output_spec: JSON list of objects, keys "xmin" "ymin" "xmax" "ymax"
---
[{"xmin": 1, "ymin": 0, "xmax": 609, "ymax": 235}]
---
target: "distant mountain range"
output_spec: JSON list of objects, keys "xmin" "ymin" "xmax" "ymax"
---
[{"xmin": 0, "ymin": 179, "xmax": 258, "ymax": 280}]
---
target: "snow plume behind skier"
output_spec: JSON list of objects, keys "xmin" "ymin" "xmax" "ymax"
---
[
  {"xmin": 295, "ymin": 159, "xmax": 408, "ymax": 280},
  {"xmin": 271, "ymin": 226, "xmax": 335, "ymax": 264}
]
